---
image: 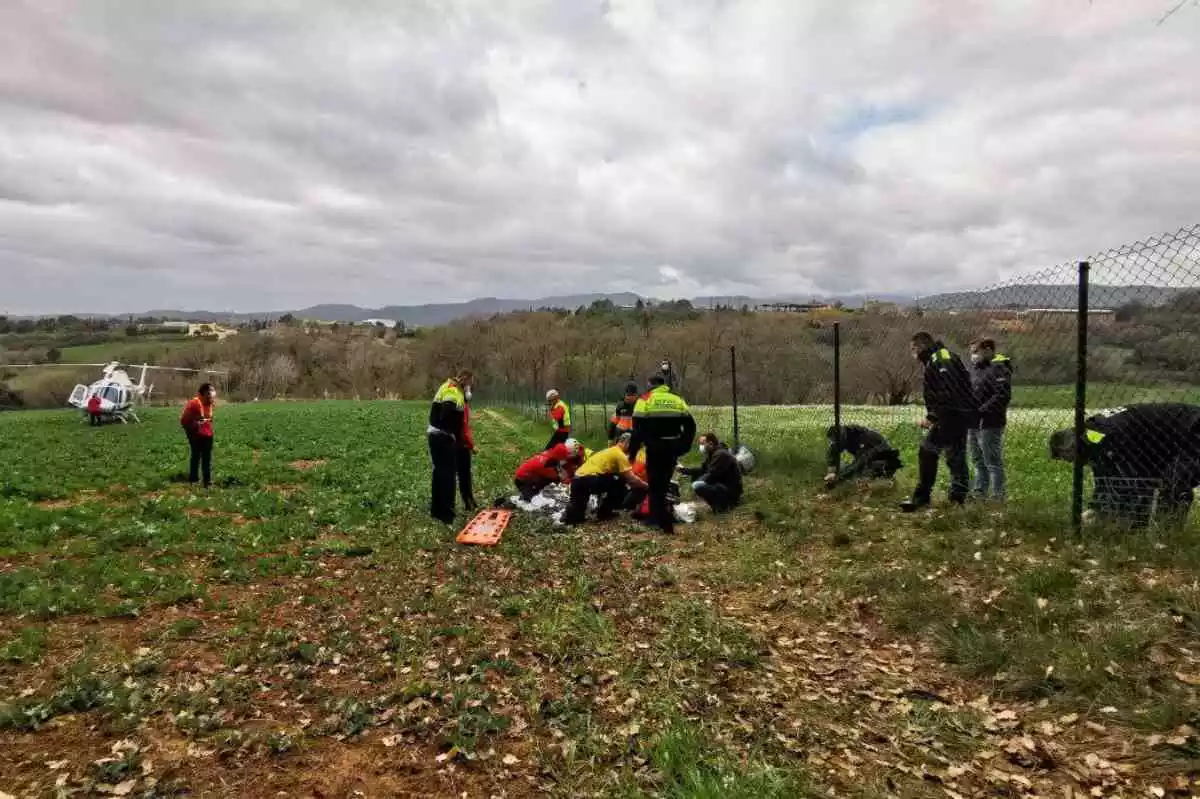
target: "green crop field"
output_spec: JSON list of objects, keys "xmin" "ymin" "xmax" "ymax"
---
[{"xmin": 1, "ymin": 401, "xmax": 1198, "ymax": 797}]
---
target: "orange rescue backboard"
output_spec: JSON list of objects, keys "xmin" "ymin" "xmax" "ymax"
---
[{"xmin": 456, "ymin": 509, "xmax": 513, "ymax": 546}]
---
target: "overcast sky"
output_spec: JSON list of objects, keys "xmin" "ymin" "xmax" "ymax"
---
[{"xmin": 1, "ymin": 0, "xmax": 1198, "ymax": 314}]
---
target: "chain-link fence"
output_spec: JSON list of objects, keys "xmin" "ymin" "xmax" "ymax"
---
[{"xmin": 475, "ymin": 224, "xmax": 1199, "ymax": 530}]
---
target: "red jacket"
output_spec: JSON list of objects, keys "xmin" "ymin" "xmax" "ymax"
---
[
  {"xmin": 180, "ymin": 397, "xmax": 214, "ymax": 438},
  {"xmin": 515, "ymin": 443, "xmax": 580, "ymax": 483},
  {"xmin": 461, "ymin": 403, "xmax": 475, "ymax": 451},
  {"xmin": 87, "ymin": 395, "xmax": 102, "ymax": 415}
]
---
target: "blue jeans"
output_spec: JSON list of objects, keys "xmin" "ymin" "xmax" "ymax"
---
[{"xmin": 968, "ymin": 427, "xmax": 1006, "ymax": 500}]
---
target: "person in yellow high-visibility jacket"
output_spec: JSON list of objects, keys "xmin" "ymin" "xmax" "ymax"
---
[
  {"xmin": 629, "ymin": 374, "xmax": 696, "ymax": 534},
  {"xmin": 545, "ymin": 389, "xmax": 572, "ymax": 450},
  {"xmin": 428, "ymin": 370, "xmax": 473, "ymax": 524}
]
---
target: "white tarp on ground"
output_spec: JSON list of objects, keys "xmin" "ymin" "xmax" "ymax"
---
[{"xmin": 508, "ymin": 483, "xmax": 699, "ymax": 525}]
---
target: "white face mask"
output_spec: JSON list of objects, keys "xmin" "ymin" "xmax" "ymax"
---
[
  {"xmin": 970, "ymin": 353, "xmax": 984, "ymax": 364},
  {"xmin": 464, "ymin": 388, "xmax": 472, "ymax": 402},
  {"xmin": 698, "ymin": 443, "xmax": 710, "ymax": 455}
]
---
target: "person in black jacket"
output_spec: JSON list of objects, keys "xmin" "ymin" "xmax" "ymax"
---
[
  {"xmin": 427, "ymin": 370, "xmax": 473, "ymax": 524},
  {"xmin": 824, "ymin": 424, "xmax": 903, "ymax": 486},
  {"xmin": 1050, "ymin": 403, "xmax": 1200, "ymax": 529},
  {"xmin": 968, "ymin": 338, "xmax": 1013, "ymax": 501},
  {"xmin": 679, "ymin": 433, "xmax": 743, "ymax": 512},
  {"xmin": 608, "ymin": 382, "xmax": 639, "ymax": 442},
  {"xmin": 901, "ymin": 332, "xmax": 974, "ymax": 512}
]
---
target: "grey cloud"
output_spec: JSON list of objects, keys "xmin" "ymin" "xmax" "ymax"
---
[{"xmin": 1, "ymin": 0, "xmax": 1198, "ymax": 315}]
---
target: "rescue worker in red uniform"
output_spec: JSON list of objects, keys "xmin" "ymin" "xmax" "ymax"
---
[
  {"xmin": 513, "ymin": 439, "xmax": 586, "ymax": 501},
  {"xmin": 457, "ymin": 389, "xmax": 478, "ymax": 512},
  {"xmin": 180, "ymin": 383, "xmax": 216, "ymax": 488},
  {"xmin": 545, "ymin": 389, "xmax": 572, "ymax": 450},
  {"xmin": 87, "ymin": 394, "xmax": 103, "ymax": 426}
]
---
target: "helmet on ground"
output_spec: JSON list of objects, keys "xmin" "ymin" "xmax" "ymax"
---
[{"xmin": 564, "ymin": 438, "xmax": 581, "ymax": 457}]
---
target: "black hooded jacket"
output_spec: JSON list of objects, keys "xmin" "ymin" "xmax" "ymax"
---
[
  {"xmin": 918, "ymin": 342, "xmax": 975, "ymax": 423},
  {"xmin": 971, "ymin": 354, "xmax": 1013, "ymax": 429}
]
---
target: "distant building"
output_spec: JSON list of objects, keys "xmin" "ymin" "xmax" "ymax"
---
[
  {"xmin": 361, "ymin": 318, "xmax": 402, "ymax": 329},
  {"xmin": 756, "ymin": 302, "xmax": 834, "ymax": 313}
]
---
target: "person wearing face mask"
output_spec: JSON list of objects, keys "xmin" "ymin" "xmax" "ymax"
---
[
  {"xmin": 678, "ymin": 433, "xmax": 743, "ymax": 513},
  {"xmin": 180, "ymin": 382, "xmax": 217, "ymax": 489},
  {"xmin": 900, "ymin": 332, "xmax": 974, "ymax": 512},
  {"xmin": 428, "ymin": 370, "xmax": 473, "ymax": 524},
  {"xmin": 968, "ymin": 338, "xmax": 1012, "ymax": 502}
]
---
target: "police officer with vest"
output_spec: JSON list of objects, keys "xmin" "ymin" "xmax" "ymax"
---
[
  {"xmin": 1050, "ymin": 403, "xmax": 1200, "ymax": 529},
  {"xmin": 428, "ymin": 369, "xmax": 473, "ymax": 524},
  {"xmin": 901, "ymin": 332, "xmax": 974, "ymax": 512},
  {"xmin": 629, "ymin": 364, "xmax": 696, "ymax": 534}
]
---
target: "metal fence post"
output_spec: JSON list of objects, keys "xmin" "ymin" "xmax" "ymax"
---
[
  {"xmin": 833, "ymin": 321, "xmax": 842, "ymax": 437},
  {"xmin": 600, "ymin": 372, "xmax": 608, "ymax": 441},
  {"xmin": 730, "ymin": 345, "xmax": 740, "ymax": 449},
  {"xmin": 1072, "ymin": 261, "xmax": 1090, "ymax": 534}
]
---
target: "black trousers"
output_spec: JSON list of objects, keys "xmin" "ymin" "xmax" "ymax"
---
[
  {"xmin": 545, "ymin": 429, "xmax": 570, "ymax": 451},
  {"xmin": 429, "ymin": 433, "xmax": 458, "ymax": 523},
  {"xmin": 456, "ymin": 448, "xmax": 476, "ymax": 510},
  {"xmin": 187, "ymin": 434, "xmax": 213, "ymax": 487},
  {"xmin": 515, "ymin": 477, "xmax": 553, "ymax": 502},
  {"xmin": 693, "ymin": 482, "xmax": 740, "ymax": 513},
  {"xmin": 562, "ymin": 475, "xmax": 627, "ymax": 525},
  {"xmin": 915, "ymin": 420, "xmax": 969, "ymax": 503},
  {"xmin": 645, "ymin": 445, "xmax": 679, "ymax": 533},
  {"xmin": 89, "ymin": 412, "xmax": 102, "ymax": 427}
]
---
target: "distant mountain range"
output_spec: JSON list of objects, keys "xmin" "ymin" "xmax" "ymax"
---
[
  {"xmin": 918, "ymin": 284, "xmax": 1188, "ymax": 310},
  {"xmin": 23, "ymin": 284, "xmax": 1188, "ymax": 325},
  {"xmin": 95, "ymin": 291, "xmax": 915, "ymax": 326}
]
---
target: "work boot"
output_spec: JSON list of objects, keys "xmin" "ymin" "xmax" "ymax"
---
[{"xmin": 899, "ymin": 496, "xmax": 931, "ymax": 513}]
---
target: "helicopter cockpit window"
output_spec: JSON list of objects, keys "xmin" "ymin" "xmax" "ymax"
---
[{"xmin": 101, "ymin": 385, "xmax": 123, "ymax": 404}]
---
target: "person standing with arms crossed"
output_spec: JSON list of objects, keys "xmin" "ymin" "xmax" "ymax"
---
[
  {"xmin": 629, "ymin": 373, "xmax": 696, "ymax": 534},
  {"xmin": 428, "ymin": 370, "xmax": 472, "ymax": 524},
  {"xmin": 968, "ymin": 338, "xmax": 1012, "ymax": 502},
  {"xmin": 901, "ymin": 333, "xmax": 974, "ymax": 512},
  {"xmin": 180, "ymin": 383, "xmax": 217, "ymax": 489}
]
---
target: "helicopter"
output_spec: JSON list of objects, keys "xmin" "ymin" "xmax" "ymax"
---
[{"xmin": 2, "ymin": 361, "xmax": 226, "ymax": 424}]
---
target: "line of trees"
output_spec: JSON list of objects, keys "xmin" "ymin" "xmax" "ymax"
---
[{"xmin": 3, "ymin": 293, "xmax": 1198, "ymax": 410}]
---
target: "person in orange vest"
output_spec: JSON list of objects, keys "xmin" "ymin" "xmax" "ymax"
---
[
  {"xmin": 607, "ymin": 382, "xmax": 638, "ymax": 442},
  {"xmin": 180, "ymin": 383, "xmax": 216, "ymax": 488},
  {"xmin": 545, "ymin": 389, "xmax": 571, "ymax": 450},
  {"xmin": 86, "ymin": 394, "xmax": 103, "ymax": 426}
]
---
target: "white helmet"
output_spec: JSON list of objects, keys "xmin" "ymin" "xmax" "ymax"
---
[
  {"xmin": 564, "ymin": 438, "xmax": 581, "ymax": 457},
  {"xmin": 545, "ymin": 389, "xmax": 559, "ymax": 401}
]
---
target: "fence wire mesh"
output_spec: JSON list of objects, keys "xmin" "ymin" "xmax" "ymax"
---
[{"xmin": 477, "ymin": 224, "xmax": 1199, "ymax": 529}]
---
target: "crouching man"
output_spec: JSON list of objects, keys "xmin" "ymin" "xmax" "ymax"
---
[
  {"xmin": 824, "ymin": 424, "xmax": 903, "ymax": 487},
  {"xmin": 513, "ymin": 438, "xmax": 587, "ymax": 501},
  {"xmin": 561, "ymin": 433, "xmax": 648, "ymax": 525},
  {"xmin": 679, "ymin": 433, "xmax": 743, "ymax": 512}
]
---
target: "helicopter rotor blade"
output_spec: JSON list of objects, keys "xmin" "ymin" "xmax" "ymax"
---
[{"xmin": 0, "ymin": 363, "xmax": 113, "ymax": 369}]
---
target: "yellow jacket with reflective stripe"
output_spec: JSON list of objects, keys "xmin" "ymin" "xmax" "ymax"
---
[
  {"xmin": 630, "ymin": 385, "xmax": 696, "ymax": 457},
  {"xmin": 429, "ymin": 379, "xmax": 466, "ymax": 436},
  {"xmin": 549, "ymin": 399, "xmax": 571, "ymax": 430}
]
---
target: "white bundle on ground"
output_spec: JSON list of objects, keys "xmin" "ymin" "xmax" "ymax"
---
[
  {"xmin": 735, "ymin": 445, "xmax": 756, "ymax": 474},
  {"xmin": 673, "ymin": 502, "xmax": 699, "ymax": 524}
]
